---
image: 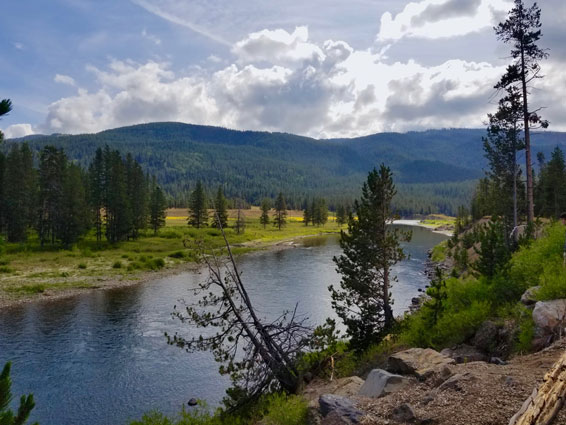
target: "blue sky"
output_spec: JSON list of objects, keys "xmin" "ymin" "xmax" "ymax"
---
[{"xmin": 1, "ymin": 0, "xmax": 565, "ymax": 138}]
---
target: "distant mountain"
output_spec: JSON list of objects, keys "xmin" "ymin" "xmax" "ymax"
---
[{"xmin": 6, "ymin": 123, "xmax": 566, "ymax": 215}]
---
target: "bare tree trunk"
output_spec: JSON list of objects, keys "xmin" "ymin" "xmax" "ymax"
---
[{"xmin": 521, "ymin": 45, "xmax": 535, "ymax": 223}]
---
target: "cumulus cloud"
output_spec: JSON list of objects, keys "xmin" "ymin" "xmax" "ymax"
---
[
  {"xmin": 377, "ymin": 0, "xmax": 511, "ymax": 42},
  {"xmin": 54, "ymin": 74, "xmax": 77, "ymax": 86},
  {"xmin": 232, "ymin": 26, "xmax": 324, "ymax": 66},
  {"xmin": 3, "ymin": 124, "xmax": 35, "ymax": 139}
]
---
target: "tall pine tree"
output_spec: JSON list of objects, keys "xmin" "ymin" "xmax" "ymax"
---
[
  {"xmin": 149, "ymin": 177, "xmax": 168, "ymax": 235},
  {"xmin": 188, "ymin": 180, "xmax": 208, "ymax": 228},
  {"xmin": 329, "ymin": 165, "xmax": 411, "ymax": 351},
  {"xmin": 212, "ymin": 186, "xmax": 228, "ymax": 229},
  {"xmin": 273, "ymin": 192, "xmax": 287, "ymax": 230},
  {"xmin": 259, "ymin": 198, "xmax": 271, "ymax": 229}
]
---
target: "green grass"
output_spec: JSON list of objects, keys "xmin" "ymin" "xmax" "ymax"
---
[
  {"xmin": 430, "ymin": 240, "xmax": 448, "ymax": 262},
  {"xmin": 0, "ymin": 215, "xmax": 344, "ymax": 300}
]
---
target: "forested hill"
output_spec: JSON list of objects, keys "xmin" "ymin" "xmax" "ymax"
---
[{"xmin": 7, "ymin": 123, "xmax": 566, "ymax": 215}]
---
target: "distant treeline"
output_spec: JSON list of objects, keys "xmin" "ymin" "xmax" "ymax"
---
[{"xmin": 0, "ymin": 144, "xmax": 167, "ymax": 246}]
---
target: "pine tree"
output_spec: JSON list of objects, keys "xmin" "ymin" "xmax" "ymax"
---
[
  {"xmin": 0, "ymin": 99, "xmax": 12, "ymax": 142},
  {"xmin": 259, "ymin": 198, "xmax": 271, "ymax": 229},
  {"xmin": 37, "ymin": 146, "xmax": 66, "ymax": 246},
  {"xmin": 336, "ymin": 204, "xmax": 347, "ymax": 226},
  {"xmin": 58, "ymin": 164, "xmax": 90, "ymax": 246},
  {"xmin": 329, "ymin": 165, "xmax": 411, "ymax": 351},
  {"xmin": 212, "ymin": 186, "xmax": 228, "ymax": 229},
  {"xmin": 188, "ymin": 180, "xmax": 208, "ymax": 228},
  {"xmin": 273, "ymin": 192, "xmax": 287, "ymax": 230},
  {"xmin": 125, "ymin": 154, "xmax": 148, "ymax": 239},
  {"xmin": 104, "ymin": 148, "xmax": 132, "ymax": 243},
  {"xmin": 473, "ymin": 218, "xmax": 511, "ymax": 278},
  {"xmin": 313, "ymin": 198, "xmax": 328, "ymax": 226},
  {"xmin": 89, "ymin": 148, "xmax": 105, "ymax": 242},
  {"xmin": 235, "ymin": 199, "xmax": 246, "ymax": 235},
  {"xmin": 495, "ymin": 0, "xmax": 549, "ymax": 222},
  {"xmin": 0, "ymin": 362, "xmax": 37, "ymax": 425},
  {"xmin": 149, "ymin": 177, "xmax": 168, "ymax": 235},
  {"xmin": 302, "ymin": 198, "xmax": 311, "ymax": 226},
  {"xmin": 4, "ymin": 144, "xmax": 36, "ymax": 242},
  {"xmin": 538, "ymin": 147, "xmax": 566, "ymax": 217}
]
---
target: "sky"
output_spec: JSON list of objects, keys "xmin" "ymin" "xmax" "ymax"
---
[{"xmin": 1, "ymin": 0, "xmax": 565, "ymax": 139}]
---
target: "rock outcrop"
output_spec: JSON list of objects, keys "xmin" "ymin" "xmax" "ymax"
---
[
  {"xmin": 532, "ymin": 299, "xmax": 566, "ymax": 348},
  {"xmin": 319, "ymin": 394, "xmax": 364, "ymax": 424},
  {"xmin": 388, "ymin": 348, "xmax": 455, "ymax": 380}
]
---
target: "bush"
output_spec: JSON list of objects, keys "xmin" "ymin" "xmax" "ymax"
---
[
  {"xmin": 78, "ymin": 263, "xmax": 87, "ymax": 269},
  {"xmin": 0, "ymin": 266, "xmax": 14, "ymax": 273},
  {"xmin": 260, "ymin": 393, "xmax": 308, "ymax": 425},
  {"xmin": 112, "ymin": 261, "xmax": 122, "ymax": 269},
  {"xmin": 169, "ymin": 251, "xmax": 186, "ymax": 259},
  {"xmin": 152, "ymin": 258, "xmax": 165, "ymax": 269},
  {"xmin": 536, "ymin": 261, "xmax": 566, "ymax": 301}
]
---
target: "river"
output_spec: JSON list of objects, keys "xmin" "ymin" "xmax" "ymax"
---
[{"xmin": 0, "ymin": 225, "xmax": 446, "ymax": 425}]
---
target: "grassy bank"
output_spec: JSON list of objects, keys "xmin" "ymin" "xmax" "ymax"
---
[{"xmin": 0, "ymin": 207, "xmax": 343, "ymax": 306}]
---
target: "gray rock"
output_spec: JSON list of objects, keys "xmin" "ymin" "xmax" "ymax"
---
[
  {"xmin": 388, "ymin": 348, "xmax": 455, "ymax": 380},
  {"xmin": 358, "ymin": 369, "xmax": 410, "ymax": 398},
  {"xmin": 391, "ymin": 403, "xmax": 416, "ymax": 423},
  {"xmin": 489, "ymin": 357, "xmax": 507, "ymax": 366},
  {"xmin": 321, "ymin": 411, "xmax": 351, "ymax": 425},
  {"xmin": 532, "ymin": 300, "xmax": 566, "ymax": 342},
  {"xmin": 318, "ymin": 394, "xmax": 364, "ymax": 424},
  {"xmin": 440, "ymin": 344, "xmax": 488, "ymax": 364},
  {"xmin": 520, "ymin": 286, "xmax": 540, "ymax": 306},
  {"xmin": 187, "ymin": 398, "xmax": 198, "ymax": 406},
  {"xmin": 435, "ymin": 373, "xmax": 475, "ymax": 392}
]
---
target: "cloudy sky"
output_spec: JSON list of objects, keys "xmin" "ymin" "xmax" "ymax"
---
[{"xmin": 1, "ymin": 0, "xmax": 565, "ymax": 139}]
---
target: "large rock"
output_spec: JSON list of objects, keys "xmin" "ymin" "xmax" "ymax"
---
[
  {"xmin": 304, "ymin": 376, "xmax": 364, "ymax": 406},
  {"xmin": 388, "ymin": 348, "xmax": 455, "ymax": 380},
  {"xmin": 473, "ymin": 320, "xmax": 517, "ymax": 359},
  {"xmin": 521, "ymin": 286, "xmax": 540, "ymax": 307},
  {"xmin": 318, "ymin": 394, "xmax": 364, "ymax": 424},
  {"xmin": 358, "ymin": 369, "xmax": 410, "ymax": 398},
  {"xmin": 532, "ymin": 299, "xmax": 566, "ymax": 341},
  {"xmin": 391, "ymin": 403, "xmax": 416, "ymax": 423},
  {"xmin": 440, "ymin": 344, "xmax": 488, "ymax": 364}
]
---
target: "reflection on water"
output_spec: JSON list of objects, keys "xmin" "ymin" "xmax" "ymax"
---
[{"xmin": 0, "ymin": 225, "xmax": 445, "ymax": 425}]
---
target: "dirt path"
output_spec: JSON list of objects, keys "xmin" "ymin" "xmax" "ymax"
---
[{"xmin": 356, "ymin": 339, "xmax": 566, "ymax": 425}]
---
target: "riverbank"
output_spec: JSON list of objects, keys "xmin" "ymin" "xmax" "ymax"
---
[
  {"xmin": 0, "ymin": 212, "xmax": 343, "ymax": 309},
  {"xmin": 393, "ymin": 217, "xmax": 454, "ymax": 236}
]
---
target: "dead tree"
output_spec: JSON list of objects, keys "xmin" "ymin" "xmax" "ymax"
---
[{"xmin": 167, "ymin": 216, "xmax": 312, "ymax": 407}]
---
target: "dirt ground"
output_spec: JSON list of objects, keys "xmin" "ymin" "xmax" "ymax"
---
[{"xmin": 355, "ymin": 339, "xmax": 566, "ymax": 425}]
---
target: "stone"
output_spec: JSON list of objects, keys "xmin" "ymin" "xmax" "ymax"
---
[
  {"xmin": 187, "ymin": 398, "xmax": 198, "ymax": 406},
  {"xmin": 489, "ymin": 357, "xmax": 507, "ymax": 366},
  {"xmin": 435, "ymin": 373, "xmax": 475, "ymax": 392},
  {"xmin": 520, "ymin": 286, "xmax": 541, "ymax": 306},
  {"xmin": 391, "ymin": 403, "xmax": 416, "ymax": 423},
  {"xmin": 304, "ymin": 376, "xmax": 364, "ymax": 406},
  {"xmin": 318, "ymin": 394, "xmax": 364, "ymax": 424},
  {"xmin": 388, "ymin": 348, "xmax": 455, "ymax": 380},
  {"xmin": 358, "ymin": 369, "xmax": 410, "ymax": 398},
  {"xmin": 321, "ymin": 411, "xmax": 351, "ymax": 425},
  {"xmin": 532, "ymin": 300, "xmax": 566, "ymax": 341},
  {"xmin": 473, "ymin": 320, "xmax": 516, "ymax": 359},
  {"xmin": 440, "ymin": 344, "xmax": 488, "ymax": 364},
  {"xmin": 421, "ymin": 393, "xmax": 435, "ymax": 405}
]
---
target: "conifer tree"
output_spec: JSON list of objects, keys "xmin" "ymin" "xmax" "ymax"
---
[
  {"xmin": 273, "ymin": 192, "xmax": 287, "ymax": 230},
  {"xmin": 537, "ymin": 147, "xmax": 566, "ymax": 217},
  {"xmin": 302, "ymin": 198, "xmax": 311, "ymax": 226},
  {"xmin": 104, "ymin": 148, "xmax": 132, "ymax": 243},
  {"xmin": 149, "ymin": 177, "xmax": 168, "ymax": 235},
  {"xmin": 89, "ymin": 148, "xmax": 105, "ymax": 242},
  {"xmin": 4, "ymin": 144, "xmax": 36, "ymax": 242},
  {"xmin": 336, "ymin": 204, "xmax": 347, "ymax": 226},
  {"xmin": 495, "ymin": 0, "xmax": 549, "ymax": 222},
  {"xmin": 212, "ymin": 186, "xmax": 228, "ymax": 229},
  {"xmin": 58, "ymin": 164, "xmax": 90, "ymax": 246},
  {"xmin": 329, "ymin": 165, "xmax": 411, "ymax": 351},
  {"xmin": 0, "ymin": 362, "xmax": 37, "ymax": 425},
  {"xmin": 188, "ymin": 180, "xmax": 208, "ymax": 228},
  {"xmin": 0, "ymin": 99, "xmax": 12, "ymax": 142},
  {"xmin": 37, "ymin": 146, "xmax": 66, "ymax": 246},
  {"xmin": 259, "ymin": 198, "xmax": 271, "ymax": 229},
  {"xmin": 125, "ymin": 154, "xmax": 148, "ymax": 239}
]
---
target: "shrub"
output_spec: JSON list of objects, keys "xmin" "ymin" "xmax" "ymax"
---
[
  {"xmin": 536, "ymin": 261, "xmax": 566, "ymax": 301},
  {"xmin": 112, "ymin": 261, "xmax": 122, "ymax": 269},
  {"xmin": 153, "ymin": 258, "xmax": 165, "ymax": 269},
  {"xmin": 169, "ymin": 251, "xmax": 186, "ymax": 259},
  {"xmin": 78, "ymin": 263, "xmax": 87, "ymax": 269},
  {"xmin": 260, "ymin": 393, "xmax": 308, "ymax": 425},
  {"xmin": 0, "ymin": 266, "xmax": 14, "ymax": 273}
]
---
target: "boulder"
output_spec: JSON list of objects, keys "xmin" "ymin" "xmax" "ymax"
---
[
  {"xmin": 473, "ymin": 320, "xmax": 516, "ymax": 359},
  {"xmin": 391, "ymin": 403, "xmax": 416, "ymax": 423},
  {"xmin": 358, "ymin": 369, "xmax": 410, "ymax": 398},
  {"xmin": 520, "ymin": 286, "xmax": 540, "ymax": 306},
  {"xmin": 321, "ymin": 411, "xmax": 351, "ymax": 425},
  {"xmin": 435, "ymin": 373, "xmax": 475, "ymax": 392},
  {"xmin": 440, "ymin": 344, "xmax": 488, "ymax": 364},
  {"xmin": 318, "ymin": 394, "xmax": 364, "ymax": 424},
  {"xmin": 532, "ymin": 300, "xmax": 566, "ymax": 341},
  {"xmin": 304, "ymin": 376, "xmax": 364, "ymax": 406},
  {"xmin": 187, "ymin": 398, "xmax": 198, "ymax": 406},
  {"xmin": 388, "ymin": 348, "xmax": 455, "ymax": 380}
]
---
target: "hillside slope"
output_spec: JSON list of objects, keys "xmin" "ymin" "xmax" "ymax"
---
[{"xmin": 7, "ymin": 123, "xmax": 566, "ymax": 214}]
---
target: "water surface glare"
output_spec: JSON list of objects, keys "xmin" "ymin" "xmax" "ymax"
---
[{"xmin": 0, "ymin": 226, "xmax": 446, "ymax": 425}]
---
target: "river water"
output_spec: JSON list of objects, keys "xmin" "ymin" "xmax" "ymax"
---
[{"xmin": 0, "ymin": 225, "xmax": 446, "ymax": 425}]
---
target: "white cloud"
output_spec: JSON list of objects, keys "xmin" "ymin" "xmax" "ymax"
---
[
  {"xmin": 232, "ymin": 26, "xmax": 325, "ymax": 66},
  {"xmin": 3, "ymin": 124, "xmax": 35, "ymax": 139},
  {"xmin": 13, "ymin": 42, "xmax": 24, "ymax": 50},
  {"xmin": 377, "ymin": 0, "xmax": 511, "ymax": 42},
  {"xmin": 54, "ymin": 74, "xmax": 77, "ymax": 86}
]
